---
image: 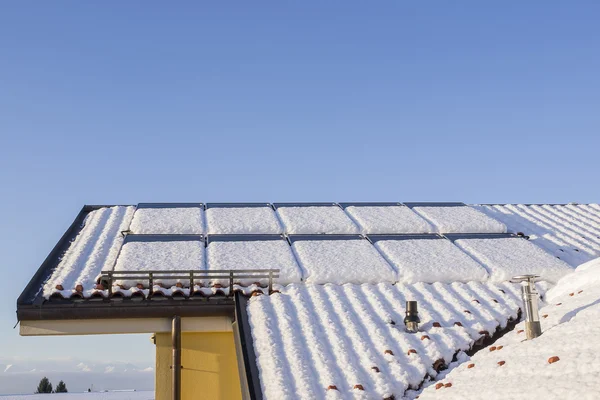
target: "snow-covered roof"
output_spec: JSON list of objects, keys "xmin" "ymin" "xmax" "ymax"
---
[
  {"xmin": 417, "ymin": 257, "xmax": 600, "ymax": 400},
  {"xmin": 247, "ymin": 281, "xmax": 523, "ymax": 399},
  {"xmin": 20, "ymin": 202, "xmax": 600, "ymax": 399}
]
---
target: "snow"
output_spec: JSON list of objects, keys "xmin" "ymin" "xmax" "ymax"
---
[
  {"xmin": 276, "ymin": 206, "xmax": 360, "ymax": 234},
  {"xmin": 413, "ymin": 206, "xmax": 507, "ymax": 234},
  {"xmin": 206, "ymin": 240, "xmax": 302, "ymax": 285},
  {"xmin": 129, "ymin": 207, "xmax": 203, "ymax": 234},
  {"xmin": 113, "ymin": 240, "xmax": 205, "ymax": 288},
  {"xmin": 455, "ymin": 237, "xmax": 573, "ymax": 283},
  {"xmin": 417, "ymin": 257, "xmax": 600, "ymax": 400},
  {"xmin": 345, "ymin": 206, "xmax": 434, "ymax": 234},
  {"xmin": 0, "ymin": 392, "xmax": 154, "ymax": 400},
  {"xmin": 375, "ymin": 239, "xmax": 489, "ymax": 283},
  {"xmin": 291, "ymin": 239, "xmax": 396, "ymax": 284},
  {"xmin": 247, "ymin": 281, "xmax": 523, "ymax": 400},
  {"xmin": 475, "ymin": 204, "xmax": 600, "ymax": 266},
  {"xmin": 43, "ymin": 206, "xmax": 136, "ymax": 299},
  {"xmin": 205, "ymin": 207, "xmax": 283, "ymax": 234}
]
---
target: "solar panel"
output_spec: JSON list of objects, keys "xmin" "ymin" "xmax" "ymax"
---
[
  {"xmin": 276, "ymin": 205, "xmax": 360, "ymax": 234},
  {"xmin": 205, "ymin": 206, "xmax": 283, "ymax": 234}
]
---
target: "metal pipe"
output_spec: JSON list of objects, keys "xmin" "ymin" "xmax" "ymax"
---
[
  {"xmin": 404, "ymin": 301, "xmax": 420, "ymax": 333},
  {"xmin": 172, "ymin": 315, "xmax": 181, "ymax": 400},
  {"xmin": 511, "ymin": 275, "xmax": 542, "ymax": 339}
]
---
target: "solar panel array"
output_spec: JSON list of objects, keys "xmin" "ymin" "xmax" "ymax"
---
[{"xmin": 43, "ymin": 202, "xmax": 579, "ymax": 299}]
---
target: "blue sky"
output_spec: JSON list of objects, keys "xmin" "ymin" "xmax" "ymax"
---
[{"xmin": 1, "ymin": 1, "xmax": 599, "ymax": 393}]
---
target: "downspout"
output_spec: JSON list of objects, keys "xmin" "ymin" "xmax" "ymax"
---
[{"xmin": 172, "ymin": 315, "xmax": 181, "ymax": 400}]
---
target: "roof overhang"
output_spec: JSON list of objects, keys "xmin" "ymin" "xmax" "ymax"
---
[{"xmin": 20, "ymin": 316, "xmax": 233, "ymax": 336}]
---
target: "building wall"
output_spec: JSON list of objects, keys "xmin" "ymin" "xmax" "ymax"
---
[{"xmin": 155, "ymin": 332, "xmax": 242, "ymax": 400}]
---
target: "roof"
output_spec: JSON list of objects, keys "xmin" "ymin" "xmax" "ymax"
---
[
  {"xmin": 417, "ymin": 257, "xmax": 600, "ymax": 399},
  {"xmin": 16, "ymin": 202, "xmax": 600, "ymax": 399}
]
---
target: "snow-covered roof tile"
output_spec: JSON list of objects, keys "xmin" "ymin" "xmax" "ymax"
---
[
  {"xmin": 455, "ymin": 237, "xmax": 573, "ymax": 283},
  {"xmin": 292, "ymin": 239, "xmax": 396, "ymax": 284},
  {"xmin": 413, "ymin": 206, "xmax": 507, "ymax": 234},
  {"xmin": 42, "ymin": 206, "xmax": 135, "ymax": 299},
  {"xmin": 206, "ymin": 206, "xmax": 283, "ymax": 234},
  {"xmin": 113, "ymin": 239, "xmax": 205, "ymax": 288},
  {"xmin": 247, "ymin": 281, "xmax": 523, "ymax": 399},
  {"xmin": 418, "ymin": 257, "xmax": 600, "ymax": 400},
  {"xmin": 277, "ymin": 206, "xmax": 360, "ymax": 234},
  {"xmin": 129, "ymin": 206, "xmax": 204, "ymax": 234},
  {"xmin": 475, "ymin": 204, "xmax": 600, "ymax": 266},
  {"xmin": 345, "ymin": 206, "xmax": 434, "ymax": 234},
  {"xmin": 375, "ymin": 238, "xmax": 489, "ymax": 283},
  {"xmin": 206, "ymin": 240, "xmax": 302, "ymax": 286}
]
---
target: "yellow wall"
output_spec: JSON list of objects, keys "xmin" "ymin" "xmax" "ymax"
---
[{"xmin": 155, "ymin": 332, "xmax": 242, "ymax": 400}]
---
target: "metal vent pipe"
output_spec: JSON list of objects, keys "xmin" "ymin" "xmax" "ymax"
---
[
  {"xmin": 404, "ymin": 301, "xmax": 420, "ymax": 333},
  {"xmin": 511, "ymin": 275, "xmax": 542, "ymax": 339}
]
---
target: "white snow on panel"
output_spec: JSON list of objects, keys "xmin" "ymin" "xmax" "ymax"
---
[
  {"xmin": 475, "ymin": 204, "xmax": 600, "ymax": 266},
  {"xmin": 247, "ymin": 281, "xmax": 523, "ymax": 400},
  {"xmin": 455, "ymin": 237, "xmax": 573, "ymax": 283},
  {"xmin": 413, "ymin": 206, "xmax": 507, "ymax": 234},
  {"xmin": 376, "ymin": 239, "xmax": 489, "ymax": 283},
  {"xmin": 277, "ymin": 206, "xmax": 360, "ymax": 234},
  {"xmin": 206, "ymin": 240, "xmax": 302, "ymax": 286},
  {"xmin": 43, "ymin": 206, "xmax": 136, "ymax": 299},
  {"xmin": 206, "ymin": 207, "xmax": 283, "ymax": 234},
  {"xmin": 418, "ymin": 259, "xmax": 600, "ymax": 400},
  {"xmin": 345, "ymin": 206, "xmax": 434, "ymax": 234},
  {"xmin": 113, "ymin": 240, "xmax": 205, "ymax": 288},
  {"xmin": 129, "ymin": 207, "xmax": 204, "ymax": 234},
  {"xmin": 292, "ymin": 240, "xmax": 396, "ymax": 284}
]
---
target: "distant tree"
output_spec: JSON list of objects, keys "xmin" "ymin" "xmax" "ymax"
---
[
  {"xmin": 55, "ymin": 380, "xmax": 68, "ymax": 393},
  {"xmin": 35, "ymin": 377, "xmax": 52, "ymax": 393}
]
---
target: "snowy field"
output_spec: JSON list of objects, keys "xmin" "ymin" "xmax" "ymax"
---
[{"xmin": 0, "ymin": 392, "xmax": 153, "ymax": 400}]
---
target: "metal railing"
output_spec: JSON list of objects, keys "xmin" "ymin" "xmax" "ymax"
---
[{"xmin": 99, "ymin": 269, "xmax": 280, "ymax": 297}]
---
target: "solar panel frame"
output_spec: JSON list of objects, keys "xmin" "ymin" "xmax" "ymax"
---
[
  {"xmin": 338, "ymin": 202, "xmax": 402, "ymax": 209},
  {"xmin": 205, "ymin": 203, "xmax": 273, "ymax": 209},
  {"xmin": 367, "ymin": 233, "xmax": 444, "ymax": 243},
  {"xmin": 443, "ymin": 233, "xmax": 517, "ymax": 242},
  {"xmin": 272, "ymin": 202, "xmax": 339, "ymax": 209},
  {"xmin": 136, "ymin": 203, "xmax": 204, "ymax": 209},
  {"xmin": 403, "ymin": 202, "xmax": 466, "ymax": 208},
  {"xmin": 206, "ymin": 234, "xmax": 286, "ymax": 244},
  {"xmin": 123, "ymin": 234, "xmax": 204, "ymax": 244},
  {"xmin": 287, "ymin": 234, "xmax": 365, "ymax": 243}
]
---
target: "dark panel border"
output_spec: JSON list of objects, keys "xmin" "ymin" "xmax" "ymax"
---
[
  {"xmin": 404, "ymin": 202, "xmax": 466, "ymax": 208},
  {"xmin": 207, "ymin": 234, "xmax": 285, "ymax": 244},
  {"xmin": 367, "ymin": 233, "xmax": 443, "ymax": 243},
  {"xmin": 443, "ymin": 233, "xmax": 517, "ymax": 241}
]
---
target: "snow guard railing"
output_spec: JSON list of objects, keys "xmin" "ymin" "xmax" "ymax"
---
[{"xmin": 99, "ymin": 269, "xmax": 280, "ymax": 297}]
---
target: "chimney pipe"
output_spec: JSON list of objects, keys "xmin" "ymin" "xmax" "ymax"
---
[
  {"xmin": 404, "ymin": 301, "xmax": 420, "ymax": 333},
  {"xmin": 511, "ymin": 275, "xmax": 542, "ymax": 340}
]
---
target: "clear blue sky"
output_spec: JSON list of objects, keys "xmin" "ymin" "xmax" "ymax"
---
[{"xmin": 1, "ymin": 1, "xmax": 599, "ymax": 392}]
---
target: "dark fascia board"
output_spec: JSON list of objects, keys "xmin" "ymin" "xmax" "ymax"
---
[
  {"xmin": 207, "ymin": 234, "xmax": 285, "ymax": 245},
  {"xmin": 403, "ymin": 202, "xmax": 466, "ymax": 208},
  {"xmin": 443, "ymin": 233, "xmax": 517, "ymax": 242},
  {"xmin": 17, "ymin": 205, "xmax": 112, "ymax": 307},
  {"xmin": 338, "ymin": 202, "xmax": 402, "ymax": 209},
  {"xmin": 234, "ymin": 292, "xmax": 264, "ymax": 400},
  {"xmin": 272, "ymin": 202, "xmax": 338, "ymax": 209},
  {"xmin": 124, "ymin": 234, "xmax": 204, "ymax": 244},
  {"xmin": 287, "ymin": 234, "xmax": 364, "ymax": 243},
  {"xmin": 137, "ymin": 203, "xmax": 203, "ymax": 209},
  {"xmin": 17, "ymin": 297, "xmax": 235, "ymax": 321},
  {"xmin": 368, "ymin": 233, "xmax": 444, "ymax": 243},
  {"xmin": 206, "ymin": 203, "xmax": 273, "ymax": 209}
]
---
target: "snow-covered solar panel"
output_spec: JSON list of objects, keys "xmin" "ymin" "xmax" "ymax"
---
[
  {"xmin": 345, "ymin": 205, "xmax": 434, "ymax": 234},
  {"xmin": 206, "ymin": 237, "xmax": 302, "ymax": 286},
  {"xmin": 455, "ymin": 237, "xmax": 573, "ymax": 283},
  {"xmin": 412, "ymin": 205, "xmax": 507, "ymax": 234},
  {"xmin": 129, "ymin": 205, "xmax": 204, "ymax": 235},
  {"xmin": 292, "ymin": 239, "xmax": 396, "ymax": 284},
  {"xmin": 206, "ymin": 206, "xmax": 283, "ymax": 234},
  {"xmin": 113, "ymin": 236, "xmax": 205, "ymax": 288},
  {"xmin": 375, "ymin": 238, "xmax": 489, "ymax": 283},
  {"xmin": 277, "ymin": 206, "xmax": 360, "ymax": 234}
]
